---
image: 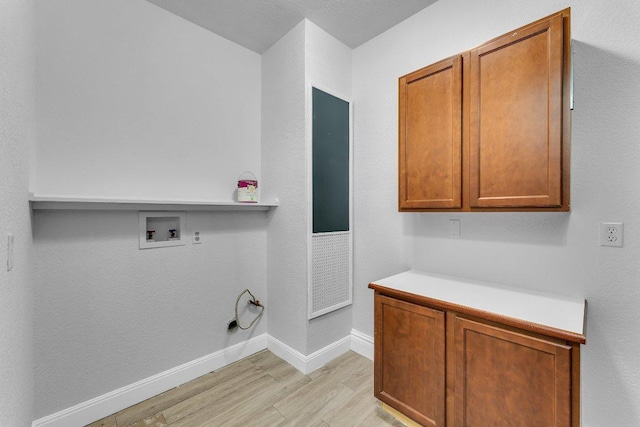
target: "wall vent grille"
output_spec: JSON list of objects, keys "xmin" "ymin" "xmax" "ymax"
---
[{"xmin": 309, "ymin": 231, "xmax": 352, "ymax": 319}]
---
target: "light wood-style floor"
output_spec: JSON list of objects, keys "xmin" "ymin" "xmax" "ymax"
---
[{"xmin": 86, "ymin": 350, "xmax": 404, "ymax": 427}]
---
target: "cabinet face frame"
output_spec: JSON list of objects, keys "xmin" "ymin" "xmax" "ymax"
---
[
  {"xmin": 399, "ymin": 55, "xmax": 463, "ymax": 210},
  {"xmin": 398, "ymin": 8, "xmax": 571, "ymax": 212}
]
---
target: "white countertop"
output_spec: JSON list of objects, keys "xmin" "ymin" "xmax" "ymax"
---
[{"xmin": 371, "ymin": 270, "xmax": 585, "ymax": 337}]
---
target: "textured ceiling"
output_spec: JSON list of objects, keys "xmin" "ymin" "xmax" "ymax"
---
[{"xmin": 146, "ymin": 0, "xmax": 438, "ymax": 54}]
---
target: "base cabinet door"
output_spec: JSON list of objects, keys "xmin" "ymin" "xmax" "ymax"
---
[
  {"xmin": 454, "ymin": 317, "xmax": 572, "ymax": 427},
  {"xmin": 374, "ymin": 294, "xmax": 446, "ymax": 426}
]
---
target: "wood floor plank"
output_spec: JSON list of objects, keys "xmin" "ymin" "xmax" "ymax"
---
[
  {"xmin": 210, "ymin": 402, "xmax": 286, "ymax": 427},
  {"xmin": 276, "ymin": 418, "xmax": 330, "ymax": 427},
  {"xmin": 163, "ymin": 366, "xmax": 265, "ymax": 425},
  {"xmin": 307, "ymin": 351, "xmax": 358, "ymax": 381},
  {"xmin": 358, "ymin": 407, "xmax": 407, "ymax": 427},
  {"xmin": 207, "ymin": 359, "xmax": 257, "ymax": 385},
  {"xmin": 169, "ymin": 373, "xmax": 281, "ymax": 427},
  {"xmin": 323, "ymin": 381, "xmax": 378, "ymax": 426},
  {"xmin": 273, "ymin": 373, "xmax": 337, "ymax": 417},
  {"xmin": 114, "ymin": 370, "xmax": 220, "ymax": 426},
  {"xmin": 257, "ymin": 356, "xmax": 311, "ymax": 386},
  {"xmin": 247, "ymin": 349, "xmax": 281, "ymax": 369},
  {"xmin": 339, "ymin": 355, "xmax": 375, "ymax": 394},
  {"xmin": 200, "ymin": 368, "xmax": 311, "ymax": 427},
  {"xmin": 87, "ymin": 350, "xmax": 400, "ymax": 427},
  {"xmin": 129, "ymin": 412, "xmax": 168, "ymax": 427},
  {"xmin": 308, "ymin": 351, "xmax": 371, "ymax": 393},
  {"xmin": 85, "ymin": 415, "xmax": 117, "ymax": 427},
  {"xmin": 359, "ymin": 414, "xmax": 391, "ymax": 427},
  {"xmin": 277, "ymin": 382, "xmax": 355, "ymax": 425}
]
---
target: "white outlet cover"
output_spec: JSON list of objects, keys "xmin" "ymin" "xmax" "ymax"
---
[
  {"xmin": 192, "ymin": 231, "xmax": 202, "ymax": 244},
  {"xmin": 600, "ymin": 222, "xmax": 623, "ymax": 247}
]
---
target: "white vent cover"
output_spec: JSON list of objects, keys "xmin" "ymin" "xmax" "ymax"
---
[{"xmin": 309, "ymin": 231, "xmax": 352, "ymax": 319}]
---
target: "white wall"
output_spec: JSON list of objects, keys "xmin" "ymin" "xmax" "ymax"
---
[
  {"xmin": 304, "ymin": 21, "xmax": 354, "ymax": 354},
  {"xmin": 262, "ymin": 20, "xmax": 355, "ymax": 356},
  {"xmin": 352, "ymin": 1, "xmax": 640, "ymax": 426},
  {"xmin": 33, "ymin": 0, "xmax": 267, "ymax": 418},
  {"xmin": 35, "ymin": 0, "xmax": 262, "ymax": 202},
  {"xmin": 34, "ymin": 210, "xmax": 267, "ymax": 418},
  {"xmin": 262, "ymin": 21, "xmax": 309, "ymax": 354},
  {"xmin": 0, "ymin": 0, "xmax": 36, "ymax": 425},
  {"xmin": 305, "ymin": 22, "xmax": 352, "ymax": 99}
]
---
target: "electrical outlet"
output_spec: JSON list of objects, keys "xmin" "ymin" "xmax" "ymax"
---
[
  {"xmin": 600, "ymin": 222, "xmax": 623, "ymax": 247},
  {"xmin": 192, "ymin": 230, "xmax": 202, "ymax": 244}
]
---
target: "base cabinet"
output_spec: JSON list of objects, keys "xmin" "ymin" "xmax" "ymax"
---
[{"xmin": 373, "ymin": 292, "xmax": 582, "ymax": 427}]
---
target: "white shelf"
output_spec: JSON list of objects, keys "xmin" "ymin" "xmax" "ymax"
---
[{"xmin": 29, "ymin": 194, "xmax": 279, "ymax": 211}]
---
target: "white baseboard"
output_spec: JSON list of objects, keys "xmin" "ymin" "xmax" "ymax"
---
[
  {"xmin": 32, "ymin": 334, "xmax": 268, "ymax": 427},
  {"xmin": 350, "ymin": 329, "xmax": 374, "ymax": 360},
  {"xmin": 267, "ymin": 334, "xmax": 352, "ymax": 374},
  {"xmin": 267, "ymin": 329, "xmax": 373, "ymax": 374},
  {"xmin": 32, "ymin": 330, "xmax": 375, "ymax": 427}
]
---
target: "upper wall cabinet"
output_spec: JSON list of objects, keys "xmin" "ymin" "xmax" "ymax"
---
[{"xmin": 399, "ymin": 9, "xmax": 571, "ymax": 212}]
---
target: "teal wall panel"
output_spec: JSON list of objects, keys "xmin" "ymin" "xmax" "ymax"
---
[{"xmin": 312, "ymin": 88, "xmax": 350, "ymax": 233}]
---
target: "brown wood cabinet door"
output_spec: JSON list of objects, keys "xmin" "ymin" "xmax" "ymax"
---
[
  {"xmin": 399, "ymin": 55, "xmax": 462, "ymax": 210},
  {"xmin": 469, "ymin": 13, "xmax": 565, "ymax": 208},
  {"xmin": 454, "ymin": 317, "xmax": 572, "ymax": 427},
  {"xmin": 375, "ymin": 294, "xmax": 446, "ymax": 426}
]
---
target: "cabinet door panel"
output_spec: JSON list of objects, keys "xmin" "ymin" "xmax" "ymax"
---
[
  {"xmin": 469, "ymin": 14, "xmax": 564, "ymax": 208},
  {"xmin": 454, "ymin": 317, "xmax": 572, "ymax": 427},
  {"xmin": 375, "ymin": 294, "xmax": 445, "ymax": 426},
  {"xmin": 399, "ymin": 55, "xmax": 462, "ymax": 210}
]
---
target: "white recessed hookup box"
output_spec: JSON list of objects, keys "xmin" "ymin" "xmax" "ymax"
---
[{"xmin": 139, "ymin": 212, "xmax": 186, "ymax": 249}]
